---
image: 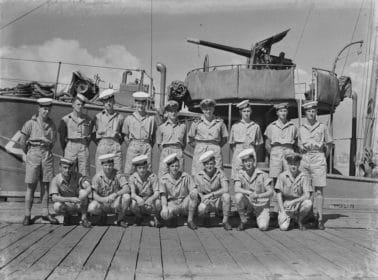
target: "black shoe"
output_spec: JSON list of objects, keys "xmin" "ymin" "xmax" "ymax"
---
[
  {"xmin": 317, "ymin": 220, "xmax": 325, "ymax": 230},
  {"xmin": 42, "ymin": 214, "xmax": 59, "ymax": 225},
  {"xmin": 187, "ymin": 220, "xmax": 197, "ymax": 230},
  {"xmin": 149, "ymin": 216, "xmax": 162, "ymax": 228},
  {"xmin": 117, "ymin": 220, "xmax": 129, "ymax": 228},
  {"xmin": 222, "ymin": 221, "xmax": 232, "ymax": 231},
  {"xmin": 168, "ymin": 217, "xmax": 178, "ymax": 227},
  {"xmin": 237, "ymin": 222, "xmax": 247, "ymax": 231},
  {"xmin": 63, "ymin": 215, "xmax": 72, "ymax": 226},
  {"xmin": 80, "ymin": 218, "xmax": 92, "ymax": 228},
  {"xmin": 23, "ymin": 215, "xmax": 32, "ymax": 226},
  {"xmin": 135, "ymin": 216, "xmax": 143, "ymax": 226},
  {"xmin": 97, "ymin": 214, "xmax": 107, "ymax": 226},
  {"xmin": 202, "ymin": 217, "xmax": 211, "ymax": 227}
]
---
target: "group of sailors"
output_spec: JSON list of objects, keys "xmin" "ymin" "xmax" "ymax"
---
[{"xmin": 7, "ymin": 88, "xmax": 332, "ymax": 231}]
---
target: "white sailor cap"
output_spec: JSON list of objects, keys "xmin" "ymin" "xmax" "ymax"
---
[
  {"xmin": 274, "ymin": 102, "xmax": 289, "ymax": 110},
  {"xmin": 76, "ymin": 93, "xmax": 89, "ymax": 103},
  {"xmin": 238, "ymin": 148, "xmax": 257, "ymax": 161},
  {"xmin": 60, "ymin": 157, "xmax": 74, "ymax": 165},
  {"xmin": 199, "ymin": 98, "xmax": 216, "ymax": 109},
  {"xmin": 37, "ymin": 98, "xmax": 53, "ymax": 106},
  {"xmin": 164, "ymin": 100, "xmax": 180, "ymax": 111},
  {"xmin": 132, "ymin": 154, "xmax": 148, "ymax": 165},
  {"xmin": 98, "ymin": 153, "xmax": 116, "ymax": 163},
  {"xmin": 99, "ymin": 89, "xmax": 115, "ymax": 100},
  {"xmin": 199, "ymin": 150, "xmax": 215, "ymax": 163},
  {"xmin": 132, "ymin": 91, "xmax": 149, "ymax": 101},
  {"xmin": 302, "ymin": 101, "xmax": 318, "ymax": 110},
  {"xmin": 236, "ymin": 100, "xmax": 250, "ymax": 109},
  {"xmin": 163, "ymin": 153, "xmax": 179, "ymax": 165},
  {"xmin": 285, "ymin": 152, "xmax": 302, "ymax": 163}
]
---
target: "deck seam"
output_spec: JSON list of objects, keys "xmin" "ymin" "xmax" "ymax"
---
[
  {"xmin": 0, "ymin": 224, "xmax": 45, "ymax": 252},
  {"xmin": 175, "ymin": 227, "xmax": 194, "ymax": 280},
  {"xmin": 326, "ymin": 229, "xmax": 378, "ymax": 253},
  {"xmin": 158, "ymin": 228, "xmax": 165, "ymax": 280},
  {"xmin": 104, "ymin": 228, "xmax": 126, "ymax": 280},
  {"xmin": 133, "ymin": 226, "xmax": 144, "ymax": 280}
]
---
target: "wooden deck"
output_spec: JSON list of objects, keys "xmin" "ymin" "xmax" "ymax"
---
[{"xmin": 0, "ymin": 203, "xmax": 377, "ymax": 280}]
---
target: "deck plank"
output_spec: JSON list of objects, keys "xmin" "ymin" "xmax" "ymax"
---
[
  {"xmin": 75, "ymin": 226, "xmax": 124, "ymax": 280},
  {"xmin": 0, "ymin": 224, "xmax": 44, "ymax": 251},
  {"xmin": 159, "ymin": 227, "xmax": 192, "ymax": 280},
  {"xmin": 47, "ymin": 226, "xmax": 106, "ymax": 280},
  {"xmin": 268, "ymin": 230, "xmax": 347, "ymax": 278},
  {"xmin": 0, "ymin": 226, "xmax": 74, "ymax": 277},
  {"xmin": 12, "ymin": 226, "xmax": 89, "ymax": 280},
  {"xmin": 0, "ymin": 223, "xmax": 24, "ymax": 238},
  {"xmin": 328, "ymin": 228, "xmax": 378, "ymax": 251},
  {"xmin": 134, "ymin": 226, "xmax": 163, "ymax": 280}
]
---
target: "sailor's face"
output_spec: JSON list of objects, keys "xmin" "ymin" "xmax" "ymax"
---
[
  {"xmin": 135, "ymin": 100, "xmax": 147, "ymax": 112},
  {"xmin": 103, "ymin": 97, "xmax": 114, "ymax": 111},
  {"xmin": 167, "ymin": 110, "xmax": 178, "ymax": 121},
  {"xmin": 203, "ymin": 158, "xmax": 216, "ymax": 173},
  {"xmin": 305, "ymin": 108, "xmax": 317, "ymax": 120},
  {"xmin": 242, "ymin": 156, "xmax": 255, "ymax": 171},
  {"xmin": 201, "ymin": 106, "xmax": 214, "ymax": 118},
  {"xmin": 60, "ymin": 163, "xmax": 73, "ymax": 177},
  {"xmin": 136, "ymin": 163, "xmax": 148, "ymax": 177},
  {"xmin": 38, "ymin": 106, "xmax": 51, "ymax": 119},
  {"xmin": 168, "ymin": 160, "xmax": 180, "ymax": 177},
  {"xmin": 241, "ymin": 107, "xmax": 252, "ymax": 120},
  {"xmin": 277, "ymin": 108, "xmax": 288, "ymax": 120},
  {"xmin": 288, "ymin": 162, "xmax": 300, "ymax": 174},
  {"xmin": 102, "ymin": 161, "xmax": 114, "ymax": 175},
  {"xmin": 73, "ymin": 99, "xmax": 84, "ymax": 113}
]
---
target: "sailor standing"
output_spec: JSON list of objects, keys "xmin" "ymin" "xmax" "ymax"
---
[
  {"xmin": 156, "ymin": 100, "xmax": 187, "ymax": 176},
  {"xmin": 93, "ymin": 89, "xmax": 125, "ymax": 173},
  {"xmin": 122, "ymin": 91, "xmax": 157, "ymax": 178},
  {"xmin": 229, "ymin": 100, "xmax": 263, "ymax": 179},
  {"xmin": 59, "ymin": 94, "xmax": 93, "ymax": 176},
  {"xmin": 264, "ymin": 103, "xmax": 297, "ymax": 182},
  {"xmin": 299, "ymin": 101, "xmax": 333, "ymax": 230},
  {"xmin": 188, "ymin": 99, "xmax": 228, "ymax": 175},
  {"xmin": 18, "ymin": 98, "xmax": 59, "ymax": 225}
]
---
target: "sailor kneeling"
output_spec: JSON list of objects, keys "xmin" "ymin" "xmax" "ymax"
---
[
  {"xmin": 129, "ymin": 155, "xmax": 162, "ymax": 227},
  {"xmin": 88, "ymin": 154, "xmax": 131, "ymax": 227},
  {"xmin": 275, "ymin": 153, "xmax": 313, "ymax": 231},
  {"xmin": 234, "ymin": 148, "xmax": 274, "ymax": 231},
  {"xmin": 193, "ymin": 151, "xmax": 232, "ymax": 230},
  {"xmin": 159, "ymin": 153, "xmax": 198, "ymax": 230},
  {"xmin": 50, "ymin": 158, "xmax": 92, "ymax": 228}
]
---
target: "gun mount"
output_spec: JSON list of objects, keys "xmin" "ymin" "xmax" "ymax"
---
[{"xmin": 187, "ymin": 29, "xmax": 294, "ymax": 69}]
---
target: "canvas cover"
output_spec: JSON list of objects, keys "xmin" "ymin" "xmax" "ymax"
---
[
  {"xmin": 185, "ymin": 68, "xmax": 295, "ymax": 101},
  {"xmin": 315, "ymin": 69, "xmax": 340, "ymax": 107}
]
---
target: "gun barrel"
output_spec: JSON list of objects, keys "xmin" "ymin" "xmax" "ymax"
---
[{"xmin": 186, "ymin": 38, "xmax": 251, "ymax": 58}]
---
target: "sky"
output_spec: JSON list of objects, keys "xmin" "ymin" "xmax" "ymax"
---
[{"xmin": 0, "ymin": 0, "xmax": 374, "ymax": 174}]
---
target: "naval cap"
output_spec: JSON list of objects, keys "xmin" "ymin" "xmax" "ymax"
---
[
  {"xmin": 60, "ymin": 157, "xmax": 74, "ymax": 165},
  {"xmin": 199, "ymin": 98, "xmax": 216, "ymax": 109},
  {"xmin": 238, "ymin": 148, "xmax": 257, "ymax": 161},
  {"xmin": 236, "ymin": 100, "xmax": 250, "ymax": 110},
  {"xmin": 133, "ymin": 91, "xmax": 149, "ymax": 101},
  {"xmin": 132, "ymin": 154, "xmax": 148, "ymax": 165},
  {"xmin": 75, "ymin": 93, "xmax": 89, "ymax": 103},
  {"xmin": 98, "ymin": 153, "xmax": 115, "ymax": 163},
  {"xmin": 99, "ymin": 89, "xmax": 115, "ymax": 100},
  {"xmin": 285, "ymin": 152, "xmax": 302, "ymax": 163},
  {"xmin": 302, "ymin": 101, "xmax": 318, "ymax": 110},
  {"xmin": 37, "ymin": 98, "xmax": 53, "ymax": 106},
  {"xmin": 164, "ymin": 100, "xmax": 180, "ymax": 111},
  {"xmin": 163, "ymin": 153, "xmax": 179, "ymax": 165},
  {"xmin": 274, "ymin": 102, "xmax": 289, "ymax": 110},
  {"xmin": 199, "ymin": 150, "xmax": 215, "ymax": 163}
]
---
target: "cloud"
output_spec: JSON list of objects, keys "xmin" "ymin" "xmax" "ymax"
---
[{"xmin": 0, "ymin": 38, "xmax": 141, "ymax": 91}]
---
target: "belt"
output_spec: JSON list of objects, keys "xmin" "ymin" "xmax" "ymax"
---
[
  {"xmin": 99, "ymin": 137, "xmax": 120, "ymax": 143},
  {"xmin": 303, "ymin": 149, "xmax": 323, "ymax": 154},
  {"xmin": 28, "ymin": 142, "xmax": 52, "ymax": 148},
  {"xmin": 131, "ymin": 139, "xmax": 151, "ymax": 144},
  {"xmin": 162, "ymin": 143, "xmax": 182, "ymax": 149},
  {"xmin": 195, "ymin": 140, "xmax": 220, "ymax": 145},
  {"xmin": 68, "ymin": 138, "xmax": 89, "ymax": 145},
  {"xmin": 271, "ymin": 143, "xmax": 294, "ymax": 148}
]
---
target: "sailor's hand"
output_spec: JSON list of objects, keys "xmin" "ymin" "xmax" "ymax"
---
[
  {"xmin": 203, "ymin": 193, "xmax": 212, "ymax": 201},
  {"xmin": 22, "ymin": 153, "xmax": 27, "ymax": 163},
  {"xmin": 136, "ymin": 196, "xmax": 145, "ymax": 207},
  {"xmin": 249, "ymin": 192, "xmax": 258, "ymax": 199},
  {"xmin": 107, "ymin": 193, "xmax": 117, "ymax": 203},
  {"xmin": 70, "ymin": 197, "xmax": 81, "ymax": 203},
  {"xmin": 145, "ymin": 197, "xmax": 154, "ymax": 206}
]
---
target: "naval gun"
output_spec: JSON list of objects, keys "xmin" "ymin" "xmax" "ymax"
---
[{"xmin": 187, "ymin": 29, "xmax": 294, "ymax": 69}]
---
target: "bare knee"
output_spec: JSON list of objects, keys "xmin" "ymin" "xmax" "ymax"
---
[
  {"xmin": 234, "ymin": 193, "xmax": 244, "ymax": 203},
  {"xmin": 79, "ymin": 189, "xmax": 90, "ymax": 200},
  {"xmin": 88, "ymin": 201, "xmax": 101, "ymax": 215},
  {"xmin": 53, "ymin": 202, "xmax": 65, "ymax": 214},
  {"xmin": 222, "ymin": 193, "xmax": 231, "ymax": 202},
  {"xmin": 190, "ymin": 189, "xmax": 199, "ymax": 201},
  {"xmin": 197, "ymin": 203, "xmax": 207, "ymax": 216}
]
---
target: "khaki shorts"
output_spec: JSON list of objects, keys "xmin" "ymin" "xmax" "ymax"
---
[
  {"xmin": 269, "ymin": 146, "xmax": 293, "ymax": 178},
  {"xmin": 300, "ymin": 152, "xmax": 327, "ymax": 187},
  {"xmin": 25, "ymin": 147, "xmax": 54, "ymax": 184}
]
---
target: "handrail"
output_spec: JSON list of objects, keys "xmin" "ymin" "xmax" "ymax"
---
[{"xmin": 187, "ymin": 63, "xmax": 296, "ymax": 75}]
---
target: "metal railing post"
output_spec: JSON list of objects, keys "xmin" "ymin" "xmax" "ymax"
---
[{"xmin": 54, "ymin": 61, "xmax": 62, "ymax": 99}]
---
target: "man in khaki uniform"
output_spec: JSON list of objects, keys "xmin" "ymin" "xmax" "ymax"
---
[
  {"xmin": 194, "ymin": 151, "xmax": 232, "ymax": 230},
  {"xmin": 234, "ymin": 148, "xmax": 274, "ymax": 231},
  {"xmin": 59, "ymin": 93, "xmax": 93, "ymax": 176},
  {"xmin": 122, "ymin": 91, "xmax": 157, "ymax": 178},
  {"xmin": 275, "ymin": 153, "xmax": 313, "ymax": 231},
  {"xmin": 16, "ymin": 98, "xmax": 59, "ymax": 225},
  {"xmin": 156, "ymin": 100, "xmax": 187, "ymax": 176},
  {"xmin": 299, "ymin": 101, "xmax": 332, "ymax": 230},
  {"xmin": 159, "ymin": 153, "xmax": 199, "ymax": 230},
  {"xmin": 50, "ymin": 158, "xmax": 92, "ymax": 227},
  {"xmin": 229, "ymin": 100, "xmax": 263, "ymax": 179},
  {"xmin": 188, "ymin": 99, "xmax": 228, "ymax": 175},
  {"xmin": 93, "ymin": 89, "xmax": 125, "ymax": 173},
  {"xmin": 88, "ymin": 153, "xmax": 131, "ymax": 227},
  {"xmin": 129, "ymin": 155, "xmax": 162, "ymax": 227},
  {"xmin": 265, "ymin": 103, "xmax": 297, "ymax": 182}
]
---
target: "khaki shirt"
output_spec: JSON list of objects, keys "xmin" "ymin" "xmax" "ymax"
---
[
  {"xmin": 299, "ymin": 120, "xmax": 332, "ymax": 150},
  {"xmin": 234, "ymin": 168, "xmax": 273, "ymax": 194},
  {"xmin": 94, "ymin": 110, "xmax": 124, "ymax": 141},
  {"xmin": 156, "ymin": 119, "xmax": 186, "ymax": 147},
  {"xmin": 188, "ymin": 116, "xmax": 228, "ymax": 144},
  {"xmin": 129, "ymin": 171, "xmax": 158, "ymax": 198},
  {"xmin": 60, "ymin": 112, "xmax": 93, "ymax": 141},
  {"xmin": 49, "ymin": 172, "xmax": 88, "ymax": 197},
  {"xmin": 194, "ymin": 168, "xmax": 228, "ymax": 194},
  {"xmin": 92, "ymin": 170, "xmax": 129, "ymax": 197},
  {"xmin": 122, "ymin": 112, "xmax": 156, "ymax": 143},
  {"xmin": 159, "ymin": 172, "xmax": 195, "ymax": 201},
  {"xmin": 275, "ymin": 170, "xmax": 313, "ymax": 201},
  {"xmin": 264, "ymin": 120, "xmax": 297, "ymax": 145},
  {"xmin": 229, "ymin": 120, "xmax": 263, "ymax": 145},
  {"xmin": 21, "ymin": 115, "xmax": 57, "ymax": 145}
]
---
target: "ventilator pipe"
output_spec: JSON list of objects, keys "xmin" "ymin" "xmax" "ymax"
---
[
  {"xmin": 156, "ymin": 62, "xmax": 167, "ymax": 109},
  {"xmin": 349, "ymin": 91, "xmax": 358, "ymax": 176}
]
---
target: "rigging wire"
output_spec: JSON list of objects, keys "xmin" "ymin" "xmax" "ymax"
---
[
  {"xmin": 293, "ymin": 4, "xmax": 313, "ymax": 59},
  {"xmin": 0, "ymin": 0, "xmax": 51, "ymax": 31}
]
